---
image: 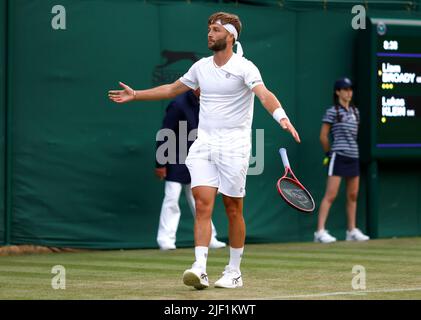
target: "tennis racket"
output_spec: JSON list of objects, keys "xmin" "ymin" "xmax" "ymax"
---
[{"xmin": 276, "ymin": 148, "xmax": 315, "ymax": 213}]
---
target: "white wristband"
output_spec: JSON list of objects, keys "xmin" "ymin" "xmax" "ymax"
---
[{"xmin": 272, "ymin": 107, "xmax": 288, "ymax": 123}]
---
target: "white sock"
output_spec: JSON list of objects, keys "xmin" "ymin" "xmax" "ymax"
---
[
  {"xmin": 195, "ymin": 246, "xmax": 208, "ymax": 271},
  {"xmin": 228, "ymin": 247, "xmax": 244, "ymax": 271}
]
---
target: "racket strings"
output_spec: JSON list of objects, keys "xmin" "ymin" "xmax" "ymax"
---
[{"xmin": 278, "ymin": 178, "xmax": 315, "ymax": 212}]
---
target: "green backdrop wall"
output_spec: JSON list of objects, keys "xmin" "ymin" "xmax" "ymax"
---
[
  {"xmin": 2, "ymin": 0, "xmax": 421, "ymax": 248},
  {"xmin": 0, "ymin": 0, "xmax": 7, "ymax": 245}
]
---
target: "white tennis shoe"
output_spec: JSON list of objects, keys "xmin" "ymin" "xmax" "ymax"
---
[
  {"xmin": 159, "ymin": 243, "xmax": 176, "ymax": 251},
  {"xmin": 314, "ymin": 229, "xmax": 337, "ymax": 243},
  {"xmin": 346, "ymin": 228, "xmax": 370, "ymax": 241},
  {"xmin": 209, "ymin": 238, "xmax": 226, "ymax": 249},
  {"xmin": 182, "ymin": 262, "xmax": 209, "ymax": 290},
  {"xmin": 214, "ymin": 265, "xmax": 243, "ymax": 289}
]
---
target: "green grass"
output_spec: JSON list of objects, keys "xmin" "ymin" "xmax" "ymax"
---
[{"xmin": 1, "ymin": 237, "xmax": 421, "ymax": 300}]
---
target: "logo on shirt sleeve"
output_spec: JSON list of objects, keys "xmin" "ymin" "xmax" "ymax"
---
[{"xmin": 249, "ymin": 79, "xmax": 263, "ymax": 87}]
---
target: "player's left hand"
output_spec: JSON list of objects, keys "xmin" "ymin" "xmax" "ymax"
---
[{"xmin": 280, "ymin": 119, "xmax": 301, "ymax": 143}]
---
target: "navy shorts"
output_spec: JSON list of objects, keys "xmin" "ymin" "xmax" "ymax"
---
[{"xmin": 328, "ymin": 152, "xmax": 360, "ymax": 177}]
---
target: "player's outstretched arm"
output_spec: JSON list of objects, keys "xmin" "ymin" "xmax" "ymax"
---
[
  {"xmin": 108, "ymin": 80, "xmax": 191, "ymax": 104},
  {"xmin": 253, "ymin": 84, "xmax": 301, "ymax": 143}
]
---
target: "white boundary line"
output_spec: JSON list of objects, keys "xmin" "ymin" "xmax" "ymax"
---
[{"xmin": 265, "ymin": 287, "xmax": 421, "ymax": 299}]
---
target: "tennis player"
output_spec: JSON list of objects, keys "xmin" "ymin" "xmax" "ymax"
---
[{"xmin": 109, "ymin": 12, "xmax": 301, "ymax": 289}]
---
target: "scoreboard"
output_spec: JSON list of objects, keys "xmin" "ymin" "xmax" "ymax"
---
[
  {"xmin": 358, "ymin": 18, "xmax": 421, "ymax": 159},
  {"xmin": 377, "ymin": 36, "xmax": 421, "ymax": 148}
]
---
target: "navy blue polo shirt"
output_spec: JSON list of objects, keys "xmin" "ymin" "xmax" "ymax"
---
[{"xmin": 322, "ymin": 105, "xmax": 360, "ymax": 158}]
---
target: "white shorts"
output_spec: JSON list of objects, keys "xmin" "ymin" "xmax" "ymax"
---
[{"xmin": 185, "ymin": 134, "xmax": 251, "ymax": 198}]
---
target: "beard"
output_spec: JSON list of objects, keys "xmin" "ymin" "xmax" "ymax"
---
[{"xmin": 208, "ymin": 37, "xmax": 228, "ymax": 52}]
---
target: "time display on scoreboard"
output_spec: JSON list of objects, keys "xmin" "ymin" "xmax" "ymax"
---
[{"xmin": 376, "ymin": 36, "xmax": 421, "ymax": 148}]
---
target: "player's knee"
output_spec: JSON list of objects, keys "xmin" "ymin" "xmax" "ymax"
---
[
  {"xmin": 225, "ymin": 207, "xmax": 243, "ymax": 220},
  {"xmin": 195, "ymin": 198, "xmax": 212, "ymax": 215},
  {"xmin": 347, "ymin": 192, "xmax": 358, "ymax": 202},
  {"xmin": 324, "ymin": 193, "xmax": 337, "ymax": 204}
]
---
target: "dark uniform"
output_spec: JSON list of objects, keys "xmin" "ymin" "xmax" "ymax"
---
[{"xmin": 156, "ymin": 90, "xmax": 199, "ymax": 184}]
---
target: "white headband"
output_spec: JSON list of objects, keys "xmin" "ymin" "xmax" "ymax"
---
[{"xmin": 215, "ymin": 19, "xmax": 243, "ymax": 57}]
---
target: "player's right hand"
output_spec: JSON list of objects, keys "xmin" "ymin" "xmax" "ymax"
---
[
  {"xmin": 108, "ymin": 82, "xmax": 135, "ymax": 103},
  {"xmin": 280, "ymin": 119, "xmax": 301, "ymax": 143},
  {"xmin": 155, "ymin": 167, "xmax": 167, "ymax": 180}
]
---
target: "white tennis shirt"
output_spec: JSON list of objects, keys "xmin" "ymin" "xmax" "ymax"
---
[{"xmin": 179, "ymin": 54, "xmax": 263, "ymax": 139}]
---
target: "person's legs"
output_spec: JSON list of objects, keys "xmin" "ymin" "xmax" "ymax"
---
[
  {"xmin": 192, "ymin": 186, "xmax": 218, "ymax": 248},
  {"xmin": 222, "ymin": 195, "xmax": 245, "ymax": 250},
  {"xmin": 345, "ymin": 176, "xmax": 359, "ymax": 231},
  {"xmin": 344, "ymin": 176, "xmax": 369, "ymax": 241},
  {"xmin": 317, "ymin": 176, "xmax": 341, "ymax": 231},
  {"xmin": 156, "ymin": 181, "xmax": 183, "ymax": 250},
  {"xmin": 182, "ymin": 186, "xmax": 217, "ymax": 290},
  {"xmin": 314, "ymin": 176, "xmax": 341, "ymax": 243},
  {"xmin": 182, "ymin": 140, "xmax": 221, "ymax": 289},
  {"xmin": 210, "ymin": 148, "xmax": 248, "ymax": 288},
  {"xmin": 184, "ymin": 184, "xmax": 216, "ymax": 239},
  {"xmin": 214, "ymin": 195, "xmax": 244, "ymax": 288}
]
